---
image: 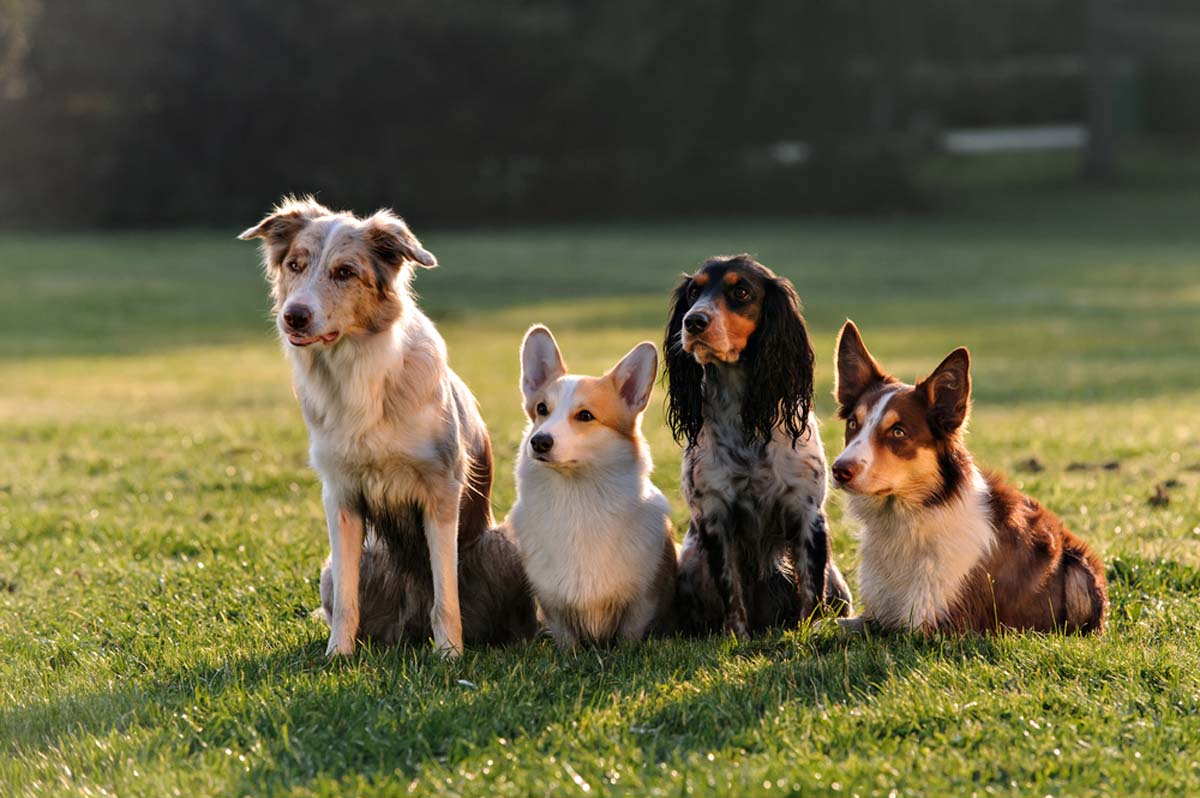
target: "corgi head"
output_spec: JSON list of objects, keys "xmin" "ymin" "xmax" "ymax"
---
[
  {"xmin": 239, "ymin": 196, "xmax": 436, "ymax": 349},
  {"xmin": 519, "ymin": 325, "xmax": 658, "ymax": 471},
  {"xmin": 831, "ymin": 321, "xmax": 973, "ymax": 506}
]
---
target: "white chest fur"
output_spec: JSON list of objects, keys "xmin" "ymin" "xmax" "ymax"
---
[{"xmin": 850, "ymin": 468, "xmax": 994, "ymax": 630}]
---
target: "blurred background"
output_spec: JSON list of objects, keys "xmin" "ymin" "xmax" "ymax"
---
[{"xmin": 1, "ymin": 0, "xmax": 1199, "ymax": 228}]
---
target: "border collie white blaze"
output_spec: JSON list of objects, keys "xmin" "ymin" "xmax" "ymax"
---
[{"xmin": 831, "ymin": 321, "xmax": 1107, "ymax": 634}]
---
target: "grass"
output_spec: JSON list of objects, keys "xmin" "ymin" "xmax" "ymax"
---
[{"xmin": 2, "ymin": 187, "xmax": 1200, "ymax": 797}]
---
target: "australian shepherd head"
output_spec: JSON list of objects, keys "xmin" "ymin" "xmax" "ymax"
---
[
  {"xmin": 238, "ymin": 196, "xmax": 437, "ymax": 350},
  {"xmin": 831, "ymin": 320, "xmax": 973, "ymax": 507}
]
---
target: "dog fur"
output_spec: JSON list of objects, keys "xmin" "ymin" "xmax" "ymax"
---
[
  {"xmin": 831, "ymin": 321, "xmax": 1107, "ymax": 634},
  {"xmin": 664, "ymin": 255, "xmax": 852, "ymax": 637},
  {"xmin": 509, "ymin": 325, "xmax": 677, "ymax": 646},
  {"xmin": 239, "ymin": 196, "xmax": 536, "ymax": 656}
]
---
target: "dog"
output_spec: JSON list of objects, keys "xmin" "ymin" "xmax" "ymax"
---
[
  {"xmin": 239, "ymin": 196, "xmax": 536, "ymax": 657},
  {"xmin": 830, "ymin": 320, "xmax": 1107, "ymax": 634},
  {"xmin": 663, "ymin": 254, "xmax": 852, "ymax": 637},
  {"xmin": 509, "ymin": 325, "xmax": 677, "ymax": 646}
]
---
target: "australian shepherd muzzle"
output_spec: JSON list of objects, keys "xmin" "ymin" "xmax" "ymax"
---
[{"xmin": 239, "ymin": 197, "xmax": 536, "ymax": 657}]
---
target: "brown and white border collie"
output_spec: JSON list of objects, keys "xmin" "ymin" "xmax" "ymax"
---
[
  {"xmin": 239, "ymin": 197, "xmax": 536, "ymax": 657},
  {"xmin": 830, "ymin": 321, "xmax": 1107, "ymax": 635}
]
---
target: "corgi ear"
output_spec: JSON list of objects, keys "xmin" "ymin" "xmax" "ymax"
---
[
  {"xmin": 918, "ymin": 347, "xmax": 971, "ymax": 436},
  {"xmin": 520, "ymin": 325, "xmax": 566, "ymax": 398},
  {"xmin": 834, "ymin": 320, "xmax": 888, "ymax": 414},
  {"xmin": 608, "ymin": 341, "xmax": 658, "ymax": 413},
  {"xmin": 363, "ymin": 209, "xmax": 437, "ymax": 269},
  {"xmin": 238, "ymin": 196, "xmax": 329, "ymax": 262}
]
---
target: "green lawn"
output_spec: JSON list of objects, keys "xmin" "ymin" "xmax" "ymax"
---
[{"xmin": 2, "ymin": 188, "xmax": 1200, "ymax": 797}]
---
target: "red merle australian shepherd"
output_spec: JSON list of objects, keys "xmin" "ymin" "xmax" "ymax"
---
[{"xmin": 664, "ymin": 254, "xmax": 853, "ymax": 636}]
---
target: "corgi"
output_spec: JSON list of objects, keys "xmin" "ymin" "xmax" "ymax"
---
[
  {"xmin": 830, "ymin": 321, "xmax": 1107, "ymax": 635},
  {"xmin": 509, "ymin": 325, "xmax": 678, "ymax": 647}
]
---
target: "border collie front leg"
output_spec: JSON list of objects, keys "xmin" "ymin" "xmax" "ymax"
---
[
  {"xmin": 324, "ymin": 488, "xmax": 364, "ymax": 657},
  {"xmin": 423, "ymin": 498, "xmax": 464, "ymax": 657}
]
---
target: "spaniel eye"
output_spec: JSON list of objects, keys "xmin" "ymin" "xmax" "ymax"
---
[
  {"xmin": 285, "ymin": 259, "xmax": 303, "ymax": 273},
  {"xmin": 575, "ymin": 409, "xmax": 594, "ymax": 422},
  {"xmin": 536, "ymin": 402, "xmax": 548, "ymax": 416},
  {"xmin": 334, "ymin": 264, "xmax": 356, "ymax": 280},
  {"xmin": 687, "ymin": 282, "xmax": 701, "ymax": 300},
  {"xmin": 891, "ymin": 426, "xmax": 907, "ymax": 438},
  {"xmin": 731, "ymin": 285, "xmax": 751, "ymax": 303},
  {"xmin": 847, "ymin": 419, "xmax": 859, "ymax": 431}
]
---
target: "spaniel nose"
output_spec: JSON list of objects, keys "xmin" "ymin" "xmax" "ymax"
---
[
  {"xmin": 530, "ymin": 432, "xmax": 554, "ymax": 455},
  {"xmin": 832, "ymin": 460, "xmax": 861, "ymax": 485},
  {"xmin": 683, "ymin": 312, "xmax": 710, "ymax": 335},
  {"xmin": 283, "ymin": 305, "xmax": 312, "ymax": 332}
]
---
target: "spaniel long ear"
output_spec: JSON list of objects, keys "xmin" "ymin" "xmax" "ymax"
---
[
  {"xmin": 834, "ymin": 320, "xmax": 889, "ymax": 416},
  {"xmin": 520, "ymin": 325, "xmax": 566, "ymax": 401},
  {"xmin": 363, "ymin": 209, "xmax": 437, "ymax": 270},
  {"xmin": 663, "ymin": 275, "xmax": 705, "ymax": 446},
  {"xmin": 917, "ymin": 347, "xmax": 971, "ymax": 437},
  {"xmin": 741, "ymin": 273, "xmax": 814, "ymax": 447},
  {"xmin": 608, "ymin": 342, "xmax": 658, "ymax": 414},
  {"xmin": 237, "ymin": 195, "xmax": 329, "ymax": 265}
]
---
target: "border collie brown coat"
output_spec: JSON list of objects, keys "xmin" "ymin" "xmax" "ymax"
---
[
  {"xmin": 239, "ymin": 197, "xmax": 535, "ymax": 656},
  {"xmin": 510, "ymin": 326, "xmax": 677, "ymax": 646},
  {"xmin": 831, "ymin": 321, "xmax": 1107, "ymax": 634},
  {"xmin": 664, "ymin": 255, "xmax": 852, "ymax": 637}
]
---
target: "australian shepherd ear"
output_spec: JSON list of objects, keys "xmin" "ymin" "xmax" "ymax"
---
[
  {"xmin": 834, "ymin": 320, "xmax": 889, "ymax": 416},
  {"xmin": 237, "ymin": 195, "xmax": 329, "ymax": 265},
  {"xmin": 917, "ymin": 347, "xmax": 971, "ymax": 437},
  {"xmin": 363, "ymin": 210, "xmax": 437, "ymax": 270},
  {"xmin": 663, "ymin": 274, "xmax": 705, "ymax": 447},
  {"xmin": 741, "ymin": 274, "xmax": 814, "ymax": 447}
]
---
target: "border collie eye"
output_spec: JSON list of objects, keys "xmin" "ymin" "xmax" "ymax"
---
[
  {"xmin": 731, "ymin": 285, "xmax": 751, "ymax": 302},
  {"xmin": 575, "ymin": 409, "xmax": 594, "ymax": 422},
  {"xmin": 891, "ymin": 426, "xmax": 907, "ymax": 438},
  {"xmin": 335, "ymin": 264, "xmax": 355, "ymax": 280},
  {"xmin": 536, "ymin": 402, "xmax": 548, "ymax": 416},
  {"xmin": 285, "ymin": 259, "xmax": 302, "ymax": 273},
  {"xmin": 847, "ymin": 419, "xmax": 859, "ymax": 431}
]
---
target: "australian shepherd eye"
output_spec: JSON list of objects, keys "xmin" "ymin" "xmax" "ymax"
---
[
  {"xmin": 536, "ymin": 402, "xmax": 549, "ymax": 416},
  {"xmin": 334, "ymin": 264, "xmax": 356, "ymax": 280},
  {"xmin": 847, "ymin": 418, "xmax": 859, "ymax": 431},
  {"xmin": 890, "ymin": 426, "xmax": 907, "ymax": 438},
  {"xmin": 575, "ymin": 409, "xmax": 594, "ymax": 422},
  {"xmin": 285, "ymin": 259, "xmax": 302, "ymax": 273}
]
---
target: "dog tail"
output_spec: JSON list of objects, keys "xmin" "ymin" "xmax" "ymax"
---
[
  {"xmin": 1061, "ymin": 544, "xmax": 1108, "ymax": 634},
  {"xmin": 319, "ymin": 534, "xmax": 413, "ymax": 645}
]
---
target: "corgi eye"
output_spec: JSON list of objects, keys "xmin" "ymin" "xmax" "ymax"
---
[
  {"xmin": 334, "ymin": 264, "xmax": 356, "ymax": 280},
  {"xmin": 536, "ymin": 402, "xmax": 548, "ymax": 416},
  {"xmin": 847, "ymin": 419, "xmax": 859, "ymax": 431},
  {"xmin": 575, "ymin": 409, "xmax": 594, "ymax": 422},
  {"xmin": 285, "ymin": 259, "xmax": 303, "ymax": 273},
  {"xmin": 891, "ymin": 426, "xmax": 907, "ymax": 438}
]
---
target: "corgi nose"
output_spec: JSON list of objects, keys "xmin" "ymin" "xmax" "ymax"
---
[
  {"xmin": 530, "ymin": 432, "xmax": 554, "ymax": 455},
  {"xmin": 832, "ymin": 460, "xmax": 860, "ymax": 485},
  {"xmin": 283, "ymin": 305, "xmax": 312, "ymax": 332},
  {"xmin": 683, "ymin": 312, "xmax": 710, "ymax": 335}
]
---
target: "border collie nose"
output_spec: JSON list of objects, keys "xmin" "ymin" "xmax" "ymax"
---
[
  {"xmin": 530, "ymin": 432, "xmax": 554, "ymax": 455},
  {"xmin": 283, "ymin": 305, "xmax": 312, "ymax": 332},
  {"xmin": 832, "ymin": 461, "xmax": 859, "ymax": 485},
  {"xmin": 684, "ymin": 312, "xmax": 710, "ymax": 335}
]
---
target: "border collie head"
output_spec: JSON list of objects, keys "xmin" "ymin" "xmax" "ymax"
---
[
  {"xmin": 239, "ymin": 196, "xmax": 437, "ymax": 349},
  {"xmin": 663, "ymin": 254, "xmax": 815, "ymax": 448},
  {"xmin": 831, "ymin": 320, "xmax": 973, "ymax": 506},
  {"xmin": 519, "ymin": 325, "xmax": 658, "ymax": 471}
]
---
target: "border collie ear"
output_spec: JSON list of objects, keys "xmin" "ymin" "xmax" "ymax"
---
[
  {"xmin": 238, "ymin": 196, "xmax": 329, "ymax": 262},
  {"xmin": 363, "ymin": 210, "xmax": 437, "ymax": 269},
  {"xmin": 834, "ymin": 320, "xmax": 888, "ymax": 415},
  {"xmin": 520, "ymin": 325, "xmax": 566, "ymax": 399},
  {"xmin": 663, "ymin": 274, "xmax": 705, "ymax": 446},
  {"xmin": 741, "ymin": 272, "xmax": 814, "ymax": 447},
  {"xmin": 918, "ymin": 347, "xmax": 971, "ymax": 436},
  {"xmin": 608, "ymin": 342, "xmax": 658, "ymax": 413}
]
